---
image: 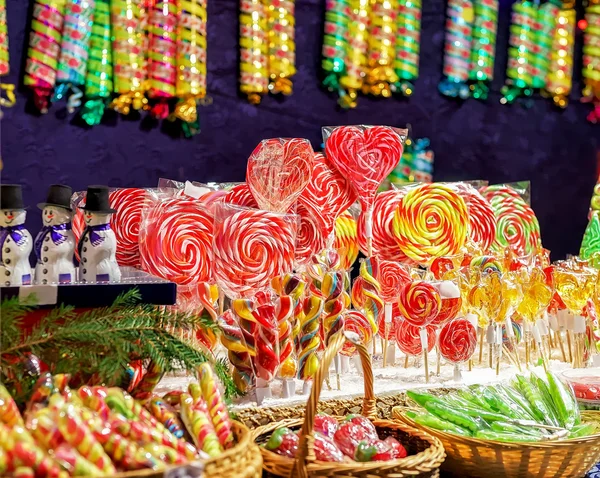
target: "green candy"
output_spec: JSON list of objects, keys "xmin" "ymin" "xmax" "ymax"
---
[
  {"xmin": 546, "ymin": 371, "xmax": 579, "ymax": 428},
  {"xmin": 515, "ymin": 375, "xmax": 554, "ymax": 426},
  {"xmin": 475, "ymin": 430, "xmax": 540, "ymax": 443},
  {"xmin": 533, "ymin": 375, "xmax": 561, "ymax": 427},
  {"xmin": 406, "ymin": 390, "xmax": 445, "ymax": 409},
  {"xmin": 406, "ymin": 410, "xmax": 471, "ymax": 437},
  {"xmin": 421, "ymin": 401, "xmax": 484, "ymax": 434}
]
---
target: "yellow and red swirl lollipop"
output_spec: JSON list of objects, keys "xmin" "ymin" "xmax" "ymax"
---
[
  {"xmin": 398, "ymin": 280, "xmax": 441, "ymax": 327},
  {"xmin": 341, "ymin": 310, "xmax": 376, "ymax": 356},
  {"xmin": 395, "ymin": 320, "xmax": 436, "ymax": 356},
  {"xmin": 393, "ymin": 183, "xmax": 469, "ymax": 266}
]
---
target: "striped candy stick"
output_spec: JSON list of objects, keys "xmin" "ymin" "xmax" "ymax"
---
[
  {"xmin": 267, "ymin": 0, "xmax": 296, "ymax": 94},
  {"xmin": 0, "ymin": 384, "xmax": 24, "ymax": 428},
  {"xmin": 468, "ymin": 0, "xmax": 499, "ymax": 100},
  {"xmin": 175, "ymin": 0, "xmax": 207, "ymax": 137},
  {"xmin": 239, "ymin": 0, "xmax": 269, "ymax": 103},
  {"xmin": 146, "ymin": 396, "xmax": 186, "ymax": 438},
  {"xmin": 80, "ymin": 0, "xmax": 113, "ymax": 125},
  {"xmin": 197, "ymin": 363, "xmax": 234, "ymax": 448},
  {"xmin": 218, "ymin": 310, "xmax": 255, "ymax": 394},
  {"xmin": 110, "ymin": 0, "xmax": 148, "ymax": 114},
  {"xmin": 147, "ymin": 0, "xmax": 178, "ymax": 118},
  {"xmin": 298, "ymin": 294, "xmax": 323, "ymax": 381},
  {"xmin": 321, "ymin": 0, "xmax": 350, "ymax": 95},
  {"xmin": 24, "ymin": 0, "xmax": 67, "ymax": 113},
  {"xmin": 53, "ymin": 0, "xmax": 95, "ymax": 112},
  {"xmin": 392, "ymin": 0, "xmax": 422, "ymax": 97},
  {"xmin": 180, "ymin": 393, "xmax": 223, "ymax": 457},
  {"xmin": 530, "ymin": 0, "xmax": 560, "ymax": 89},
  {"xmin": 131, "ymin": 361, "xmax": 164, "ymax": 402}
]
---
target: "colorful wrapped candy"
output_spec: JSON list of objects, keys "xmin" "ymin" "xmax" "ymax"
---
[
  {"xmin": 239, "ymin": 0, "xmax": 268, "ymax": 103},
  {"xmin": 53, "ymin": 0, "xmax": 95, "ymax": 112},
  {"xmin": 362, "ymin": 0, "xmax": 398, "ymax": 97},
  {"xmin": 545, "ymin": 1, "xmax": 576, "ymax": 108},
  {"xmin": 197, "ymin": 363, "xmax": 234, "ymax": 449},
  {"xmin": 110, "ymin": 0, "xmax": 148, "ymax": 114},
  {"xmin": 267, "ymin": 0, "xmax": 296, "ymax": 95},
  {"xmin": 264, "ymin": 427, "xmax": 299, "ymax": 458},
  {"xmin": 24, "ymin": 0, "xmax": 67, "ymax": 113},
  {"xmin": 530, "ymin": 1, "xmax": 559, "ymax": 90},
  {"xmin": 180, "ymin": 393, "xmax": 223, "ymax": 457},
  {"xmin": 582, "ymin": 0, "xmax": 600, "ymax": 122},
  {"xmin": 392, "ymin": 0, "xmax": 421, "ymax": 97},
  {"xmin": 468, "ymin": 0, "xmax": 498, "ymax": 100},
  {"xmin": 80, "ymin": 0, "xmax": 112, "ymax": 125},
  {"xmin": 298, "ymin": 295, "xmax": 323, "ymax": 381},
  {"xmin": 175, "ymin": 0, "xmax": 208, "ymax": 137},
  {"xmin": 131, "ymin": 362, "xmax": 164, "ymax": 402},
  {"xmin": 0, "ymin": 384, "xmax": 24, "ymax": 428},
  {"xmin": 439, "ymin": 0, "xmax": 474, "ymax": 99},
  {"xmin": 321, "ymin": 0, "xmax": 350, "ymax": 96},
  {"xmin": 0, "ymin": 0, "xmax": 15, "ymax": 114}
]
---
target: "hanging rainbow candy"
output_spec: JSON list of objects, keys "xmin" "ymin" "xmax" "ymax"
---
[
  {"xmin": 53, "ymin": 0, "xmax": 95, "ymax": 112},
  {"xmin": 321, "ymin": 0, "xmax": 350, "ymax": 96},
  {"xmin": 110, "ymin": 0, "xmax": 148, "ymax": 114},
  {"xmin": 582, "ymin": 0, "xmax": 600, "ymax": 123},
  {"xmin": 239, "ymin": 0, "xmax": 268, "ymax": 103},
  {"xmin": 468, "ymin": 0, "xmax": 498, "ymax": 100},
  {"xmin": 439, "ymin": 0, "xmax": 474, "ymax": 99},
  {"xmin": 24, "ymin": 0, "xmax": 67, "ymax": 113},
  {"xmin": 501, "ymin": 1, "xmax": 537, "ymax": 104},
  {"xmin": 267, "ymin": 0, "xmax": 296, "ymax": 95},
  {"xmin": 391, "ymin": 0, "xmax": 421, "ymax": 97},
  {"xmin": 0, "ymin": 0, "xmax": 14, "ymax": 114},
  {"xmin": 530, "ymin": 1, "xmax": 559, "ymax": 90},
  {"xmin": 80, "ymin": 0, "xmax": 112, "ymax": 125},
  {"xmin": 362, "ymin": 0, "xmax": 398, "ymax": 97},
  {"xmin": 175, "ymin": 0, "xmax": 208, "ymax": 137},
  {"xmin": 338, "ymin": 0, "xmax": 371, "ymax": 108},
  {"xmin": 545, "ymin": 1, "xmax": 575, "ymax": 108}
]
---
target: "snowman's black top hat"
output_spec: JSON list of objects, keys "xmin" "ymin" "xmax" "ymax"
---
[
  {"xmin": 38, "ymin": 184, "xmax": 73, "ymax": 211},
  {"xmin": 0, "ymin": 184, "xmax": 26, "ymax": 211},
  {"xmin": 80, "ymin": 186, "xmax": 116, "ymax": 214}
]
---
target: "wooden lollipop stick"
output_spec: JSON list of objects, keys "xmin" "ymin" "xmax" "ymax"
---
[
  {"xmin": 478, "ymin": 327, "xmax": 484, "ymax": 364},
  {"xmin": 404, "ymin": 355, "xmax": 409, "ymax": 368},
  {"xmin": 567, "ymin": 330, "xmax": 573, "ymax": 363}
]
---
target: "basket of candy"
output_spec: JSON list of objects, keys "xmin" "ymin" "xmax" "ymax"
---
[
  {"xmin": 392, "ymin": 374, "xmax": 600, "ymax": 478},
  {"xmin": 0, "ymin": 364, "xmax": 262, "ymax": 478},
  {"xmin": 252, "ymin": 332, "xmax": 445, "ymax": 478}
]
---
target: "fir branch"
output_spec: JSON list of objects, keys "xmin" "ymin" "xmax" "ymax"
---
[{"xmin": 0, "ymin": 290, "xmax": 239, "ymax": 401}]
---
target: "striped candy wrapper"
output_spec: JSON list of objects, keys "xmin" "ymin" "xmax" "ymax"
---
[
  {"xmin": 530, "ymin": 0, "xmax": 560, "ymax": 89},
  {"xmin": 110, "ymin": 0, "xmax": 148, "ymax": 114},
  {"xmin": 24, "ymin": 0, "xmax": 67, "ymax": 113},
  {"xmin": 468, "ymin": 0, "xmax": 498, "ymax": 100},
  {"xmin": 392, "ymin": 0, "xmax": 421, "ymax": 96},
  {"xmin": 175, "ymin": 0, "xmax": 208, "ymax": 137},
  {"xmin": 148, "ymin": 0, "xmax": 178, "ymax": 119},
  {"xmin": 267, "ymin": 0, "xmax": 296, "ymax": 95},
  {"xmin": 439, "ymin": 0, "xmax": 474, "ymax": 99},
  {"xmin": 239, "ymin": 0, "xmax": 268, "ymax": 104},
  {"xmin": 53, "ymin": 0, "xmax": 95, "ymax": 112},
  {"xmin": 80, "ymin": 0, "xmax": 113, "ymax": 125},
  {"xmin": 321, "ymin": 0, "xmax": 350, "ymax": 95}
]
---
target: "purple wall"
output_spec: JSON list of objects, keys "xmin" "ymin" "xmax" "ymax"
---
[{"xmin": 2, "ymin": 0, "xmax": 599, "ymax": 260}]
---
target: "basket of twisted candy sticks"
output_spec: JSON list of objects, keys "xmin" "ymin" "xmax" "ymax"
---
[
  {"xmin": 252, "ymin": 332, "xmax": 445, "ymax": 478},
  {"xmin": 0, "ymin": 363, "xmax": 262, "ymax": 477},
  {"xmin": 393, "ymin": 373, "xmax": 600, "ymax": 478}
]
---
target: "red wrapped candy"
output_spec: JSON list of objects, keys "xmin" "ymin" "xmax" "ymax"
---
[
  {"xmin": 264, "ymin": 427, "xmax": 299, "ymax": 458},
  {"xmin": 314, "ymin": 413, "xmax": 338, "ymax": 438}
]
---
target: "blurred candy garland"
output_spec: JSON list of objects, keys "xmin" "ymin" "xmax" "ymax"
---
[
  {"xmin": 582, "ymin": 0, "xmax": 600, "ymax": 122},
  {"xmin": 0, "ymin": 0, "xmax": 15, "ymax": 117}
]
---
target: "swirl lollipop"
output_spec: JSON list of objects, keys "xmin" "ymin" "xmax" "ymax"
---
[
  {"xmin": 246, "ymin": 138, "xmax": 314, "ymax": 213},
  {"xmin": 342, "ymin": 310, "xmax": 376, "ymax": 357},
  {"xmin": 457, "ymin": 184, "xmax": 496, "ymax": 252},
  {"xmin": 379, "ymin": 260, "xmax": 410, "ymax": 366},
  {"xmin": 394, "ymin": 183, "xmax": 469, "ymax": 266},
  {"xmin": 430, "ymin": 280, "xmax": 462, "ymax": 326},
  {"xmin": 358, "ymin": 189, "xmax": 410, "ymax": 262},
  {"xmin": 295, "ymin": 204, "xmax": 326, "ymax": 267},
  {"xmin": 224, "ymin": 183, "xmax": 259, "ymax": 209},
  {"xmin": 398, "ymin": 280, "xmax": 441, "ymax": 382},
  {"xmin": 395, "ymin": 320, "xmax": 436, "ymax": 357},
  {"xmin": 323, "ymin": 125, "xmax": 407, "ymax": 256},
  {"xmin": 299, "ymin": 153, "xmax": 357, "ymax": 237},
  {"xmin": 139, "ymin": 196, "xmax": 213, "ymax": 285},
  {"xmin": 334, "ymin": 211, "xmax": 359, "ymax": 270},
  {"xmin": 213, "ymin": 203, "xmax": 297, "ymax": 298},
  {"xmin": 439, "ymin": 318, "xmax": 477, "ymax": 380}
]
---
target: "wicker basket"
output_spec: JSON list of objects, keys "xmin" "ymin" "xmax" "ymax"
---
[
  {"xmin": 252, "ymin": 333, "xmax": 446, "ymax": 478},
  {"xmin": 112, "ymin": 420, "xmax": 263, "ymax": 478},
  {"xmin": 393, "ymin": 406, "xmax": 600, "ymax": 478}
]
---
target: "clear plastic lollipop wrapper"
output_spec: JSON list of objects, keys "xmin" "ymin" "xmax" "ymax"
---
[
  {"xmin": 323, "ymin": 125, "xmax": 407, "ymax": 257},
  {"xmin": 438, "ymin": 317, "xmax": 477, "ymax": 381},
  {"xmin": 342, "ymin": 310, "xmax": 377, "ymax": 375}
]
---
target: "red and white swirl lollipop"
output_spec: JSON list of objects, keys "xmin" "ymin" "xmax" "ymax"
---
[
  {"xmin": 299, "ymin": 152, "xmax": 357, "ymax": 236},
  {"xmin": 213, "ymin": 204, "xmax": 298, "ymax": 298},
  {"xmin": 357, "ymin": 190, "xmax": 410, "ymax": 262},
  {"xmin": 295, "ymin": 204, "xmax": 326, "ymax": 266},
  {"xmin": 224, "ymin": 183, "xmax": 259, "ymax": 209},
  {"xmin": 72, "ymin": 188, "xmax": 146, "ymax": 267},
  {"xmin": 438, "ymin": 318, "xmax": 477, "ymax": 364},
  {"xmin": 395, "ymin": 321, "xmax": 436, "ymax": 357},
  {"xmin": 139, "ymin": 197, "xmax": 213, "ymax": 284}
]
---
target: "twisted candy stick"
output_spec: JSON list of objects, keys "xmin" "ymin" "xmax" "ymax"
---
[
  {"xmin": 358, "ymin": 257, "xmax": 384, "ymax": 327},
  {"xmin": 393, "ymin": 183, "xmax": 469, "ymax": 266},
  {"xmin": 0, "ymin": 384, "xmax": 24, "ymax": 428},
  {"xmin": 342, "ymin": 310, "xmax": 376, "ymax": 356},
  {"xmin": 24, "ymin": 0, "xmax": 67, "ymax": 113},
  {"xmin": 131, "ymin": 362, "xmax": 164, "ymax": 402},
  {"xmin": 0, "ymin": 0, "xmax": 8, "ymax": 77},
  {"xmin": 175, "ymin": 0, "xmax": 208, "ymax": 136},
  {"xmin": 239, "ymin": 0, "xmax": 268, "ymax": 103},
  {"xmin": 439, "ymin": 0, "xmax": 474, "ymax": 98},
  {"xmin": 110, "ymin": 0, "xmax": 148, "ymax": 114},
  {"xmin": 334, "ymin": 212, "xmax": 359, "ymax": 270},
  {"xmin": 218, "ymin": 310, "xmax": 255, "ymax": 393},
  {"xmin": 545, "ymin": 3, "xmax": 575, "ymax": 108},
  {"xmin": 92, "ymin": 428, "xmax": 158, "ymax": 470},
  {"xmin": 180, "ymin": 393, "xmax": 222, "ymax": 457},
  {"xmin": 57, "ymin": 405, "xmax": 116, "ymax": 473},
  {"xmin": 469, "ymin": 0, "xmax": 499, "ymax": 100},
  {"xmin": 322, "ymin": 270, "xmax": 346, "ymax": 344},
  {"xmin": 146, "ymin": 397, "xmax": 185, "ymax": 438},
  {"xmin": 53, "ymin": 0, "xmax": 95, "ymax": 112},
  {"xmin": 392, "ymin": 0, "xmax": 421, "ymax": 96},
  {"xmin": 298, "ymin": 295, "xmax": 323, "ymax": 381},
  {"xmin": 267, "ymin": 0, "xmax": 296, "ymax": 94},
  {"xmin": 321, "ymin": 0, "xmax": 350, "ymax": 95},
  {"xmin": 276, "ymin": 296, "xmax": 296, "ymax": 379},
  {"xmin": 27, "ymin": 408, "xmax": 65, "ymax": 450},
  {"xmin": 363, "ymin": 0, "xmax": 398, "ymax": 97},
  {"xmin": 54, "ymin": 444, "xmax": 104, "ymax": 476},
  {"xmin": 80, "ymin": 0, "xmax": 113, "ymax": 125},
  {"xmin": 197, "ymin": 363, "xmax": 234, "ymax": 449},
  {"xmin": 195, "ymin": 282, "xmax": 219, "ymax": 350},
  {"xmin": 147, "ymin": 0, "xmax": 178, "ymax": 118},
  {"xmin": 272, "ymin": 273, "xmax": 306, "ymax": 351}
]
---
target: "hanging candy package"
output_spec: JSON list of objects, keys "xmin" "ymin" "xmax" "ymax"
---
[
  {"xmin": 266, "ymin": 0, "xmax": 296, "ymax": 95},
  {"xmin": 0, "ymin": 0, "xmax": 15, "ymax": 114},
  {"xmin": 392, "ymin": 0, "xmax": 422, "ymax": 97},
  {"xmin": 582, "ymin": 0, "xmax": 600, "ymax": 122},
  {"xmin": 24, "ymin": 0, "xmax": 67, "ymax": 113},
  {"xmin": 239, "ymin": 0, "xmax": 269, "ymax": 103}
]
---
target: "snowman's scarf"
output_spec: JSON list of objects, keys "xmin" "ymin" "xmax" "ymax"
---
[
  {"xmin": 77, "ymin": 223, "xmax": 112, "ymax": 258},
  {"xmin": 0, "ymin": 225, "xmax": 26, "ymax": 262},
  {"xmin": 34, "ymin": 223, "xmax": 71, "ymax": 261}
]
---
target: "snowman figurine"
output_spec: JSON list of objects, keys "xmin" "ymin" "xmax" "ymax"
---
[
  {"xmin": 77, "ymin": 186, "xmax": 121, "ymax": 283},
  {"xmin": 0, "ymin": 184, "xmax": 33, "ymax": 286},
  {"xmin": 34, "ymin": 184, "xmax": 76, "ymax": 285}
]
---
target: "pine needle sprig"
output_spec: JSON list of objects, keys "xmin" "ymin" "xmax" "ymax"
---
[{"xmin": 0, "ymin": 289, "xmax": 239, "ymax": 402}]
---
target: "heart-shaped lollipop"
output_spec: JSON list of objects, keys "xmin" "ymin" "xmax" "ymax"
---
[
  {"xmin": 298, "ymin": 153, "xmax": 357, "ymax": 237},
  {"xmin": 246, "ymin": 138, "xmax": 314, "ymax": 213}
]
